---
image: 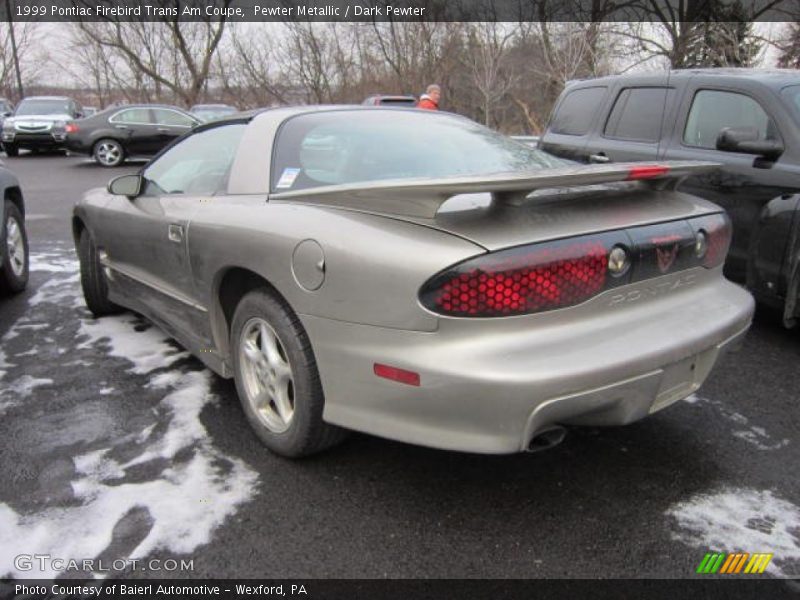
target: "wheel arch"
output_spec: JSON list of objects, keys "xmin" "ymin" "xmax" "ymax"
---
[
  {"xmin": 4, "ymin": 185, "xmax": 24, "ymax": 218},
  {"xmin": 212, "ymin": 266, "xmax": 296, "ymax": 364}
]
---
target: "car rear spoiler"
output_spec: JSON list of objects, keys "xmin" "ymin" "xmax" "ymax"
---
[{"xmin": 269, "ymin": 161, "xmax": 719, "ymax": 219}]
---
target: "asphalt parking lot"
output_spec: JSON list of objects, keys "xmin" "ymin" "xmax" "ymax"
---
[{"xmin": 0, "ymin": 154, "xmax": 798, "ymax": 584}]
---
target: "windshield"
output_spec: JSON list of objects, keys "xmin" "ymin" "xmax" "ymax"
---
[
  {"xmin": 15, "ymin": 99, "xmax": 71, "ymax": 116},
  {"xmin": 272, "ymin": 110, "xmax": 564, "ymax": 192},
  {"xmin": 782, "ymin": 85, "xmax": 800, "ymax": 127}
]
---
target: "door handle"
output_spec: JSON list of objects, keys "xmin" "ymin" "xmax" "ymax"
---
[
  {"xmin": 114, "ymin": 125, "xmax": 128, "ymax": 130},
  {"xmin": 589, "ymin": 153, "xmax": 610, "ymax": 164},
  {"xmin": 168, "ymin": 224, "xmax": 183, "ymax": 243},
  {"xmin": 157, "ymin": 127, "xmax": 169, "ymax": 132}
]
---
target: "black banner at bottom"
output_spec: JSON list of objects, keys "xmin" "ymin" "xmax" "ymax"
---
[{"xmin": 2, "ymin": 579, "xmax": 799, "ymax": 600}]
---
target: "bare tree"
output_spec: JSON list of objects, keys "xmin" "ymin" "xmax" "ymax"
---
[
  {"xmin": 0, "ymin": 22, "xmax": 44, "ymax": 101},
  {"xmin": 466, "ymin": 23, "xmax": 518, "ymax": 127},
  {"xmin": 74, "ymin": 0, "xmax": 233, "ymax": 107}
]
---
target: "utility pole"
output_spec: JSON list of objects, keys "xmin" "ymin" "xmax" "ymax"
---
[{"xmin": 5, "ymin": 0, "xmax": 24, "ymax": 100}]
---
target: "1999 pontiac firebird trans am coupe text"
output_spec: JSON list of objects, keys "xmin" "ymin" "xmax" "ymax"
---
[{"xmin": 72, "ymin": 107, "xmax": 754, "ymax": 457}]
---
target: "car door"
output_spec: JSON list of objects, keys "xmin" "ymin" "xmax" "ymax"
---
[
  {"xmin": 583, "ymin": 85, "xmax": 678, "ymax": 163},
  {"xmin": 95, "ymin": 123, "xmax": 247, "ymax": 345},
  {"xmin": 661, "ymin": 85, "xmax": 799, "ymax": 282},
  {"xmin": 151, "ymin": 108, "xmax": 198, "ymax": 151},
  {"xmin": 539, "ymin": 85, "xmax": 609, "ymax": 162},
  {"xmin": 108, "ymin": 108, "xmax": 159, "ymax": 154}
]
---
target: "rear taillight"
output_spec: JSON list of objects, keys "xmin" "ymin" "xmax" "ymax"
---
[
  {"xmin": 420, "ymin": 213, "xmax": 732, "ymax": 318},
  {"xmin": 65, "ymin": 123, "xmax": 78, "ymax": 134},
  {"xmin": 420, "ymin": 232, "xmax": 622, "ymax": 317}
]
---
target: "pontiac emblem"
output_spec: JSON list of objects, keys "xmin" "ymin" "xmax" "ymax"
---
[{"xmin": 656, "ymin": 243, "xmax": 679, "ymax": 273}]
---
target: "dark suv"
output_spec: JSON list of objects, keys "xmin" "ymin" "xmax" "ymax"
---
[{"xmin": 540, "ymin": 69, "xmax": 800, "ymax": 326}]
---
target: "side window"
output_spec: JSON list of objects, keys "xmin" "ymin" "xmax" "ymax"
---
[
  {"xmin": 141, "ymin": 124, "xmax": 246, "ymax": 196},
  {"xmin": 112, "ymin": 109, "xmax": 152, "ymax": 124},
  {"xmin": 684, "ymin": 90, "xmax": 777, "ymax": 149},
  {"xmin": 550, "ymin": 86, "xmax": 607, "ymax": 136},
  {"xmin": 153, "ymin": 109, "xmax": 196, "ymax": 127},
  {"xmin": 604, "ymin": 87, "xmax": 670, "ymax": 143}
]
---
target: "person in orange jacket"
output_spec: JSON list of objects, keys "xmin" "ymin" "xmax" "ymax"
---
[{"xmin": 417, "ymin": 84, "xmax": 441, "ymax": 110}]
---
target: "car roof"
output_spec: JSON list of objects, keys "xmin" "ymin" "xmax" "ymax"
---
[
  {"xmin": 204, "ymin": 104, "xmax": 457, "ymax": 128},
  {"xmin": 20, "ymin": 96, "xmax": 74, "ymax": 101},
  {"xmin": 567, "ymin": 68, "xmax": 800, "ymax": 90}
]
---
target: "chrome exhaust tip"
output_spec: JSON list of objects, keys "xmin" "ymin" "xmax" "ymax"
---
[{"xmin": 526, "ymin": 426, "xmax": 567, "ymax": 453}]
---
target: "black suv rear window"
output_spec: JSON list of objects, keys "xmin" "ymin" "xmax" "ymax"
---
[
  {"xmin": 604, "ymin": 87, "xmax": 670, "ymax": 143},
  {"xmin": 550, "ymin": 87, "xmax": 606, "ymax": 136}
]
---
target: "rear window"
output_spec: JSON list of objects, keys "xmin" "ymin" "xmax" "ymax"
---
[
  {"xmin": 604, "ymin": 87, "xmax": 670, "ymax": 143},
  {"xmin": 550, "ymin": 87, "xmax": 606, "ymax": 136},
  {"xmin": 271, "ymin": 110, "xmax": 564, "ymax": 192}
]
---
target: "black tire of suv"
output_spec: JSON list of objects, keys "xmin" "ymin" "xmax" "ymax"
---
[
  {"xmin": 78, "ymin": 229, "xmax": 122, "ymax": 317},
  {"xmin": 0, "ymin": 199, "xmax": 29, "ymax": 294},
  {"xmin": 231, "ymin": 288, "xmax": 348, "ymax": 458},
  {"xmin": 4, "ymin": 144, "xmax": 18, "ymax": 157}
]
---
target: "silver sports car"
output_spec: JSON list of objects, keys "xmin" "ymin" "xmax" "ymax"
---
[{"xmin": 73, "ymin": 107, "xmax": 754, "ymax": 457}]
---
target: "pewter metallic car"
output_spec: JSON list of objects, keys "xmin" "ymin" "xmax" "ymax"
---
[{"xmin": 72, "ymin": 107, "xmax": 755, "ymax": 457}]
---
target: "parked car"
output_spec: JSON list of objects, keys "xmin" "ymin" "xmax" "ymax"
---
[
  {"xmin": 190, "ymin": 103, "xmax": 238, "ymax": 122},
  {"xmin": 540, "ymin": 68, "xmax": 800, "ymax": 327},
  {"xmin": 0, "ymin": 98, "xmax": 15, "ymax": 130},
  {"xmin": 82, "ymin": 107, "xmax": 98, "ymax": 118},
  {"xmin": 1, "ymin": 165, "xmax": 28, "ymax": 294},
  {"xmin": 64, "ymin": 104, "xmax": 201, "ymax": 167},
  {"xmin": 2, "ymin": 96, "xmax": 83, "ymax": 156},
  {"xmin": 73, "ymin": 107, "xmax": 753, "ymax": 458},
  {"xmin": 362, "ymin": 94, "xmax": 417, "ymax": 107}
]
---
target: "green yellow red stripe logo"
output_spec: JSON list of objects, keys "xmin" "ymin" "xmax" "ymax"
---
[{"xmin": 696, "ymin": 552, "xmax": 772, "ymax": 574}]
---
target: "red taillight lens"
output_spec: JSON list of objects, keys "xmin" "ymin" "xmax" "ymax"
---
[
  {"xmin": 420, "ymin": 213, "xmax": 732, "ymax": 318},
  {"xmin": 691, "ymin": 213, "xmax": 732, "ymax": 268},
  {"xmin": 420, "ymin": 235, "xmax": 616, "ymax": 317},
  {"xmin": 65, "ymin": 123, "xmax": 78, "ymax": 134}
]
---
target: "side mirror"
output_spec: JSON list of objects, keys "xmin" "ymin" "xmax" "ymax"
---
[
  {"xmin": 108, "ymin": 174, "xmax": 142, "ymax": 197},
  {"xmin": 716, "ymin": 127, "xmax": 784, "ymax": 160},
  {"xmin": 2, "ymin": 111, "xmax": 11, "ymax": 118}
]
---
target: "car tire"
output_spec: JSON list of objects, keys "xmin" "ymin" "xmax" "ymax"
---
[
  {"xmin": 4, "ymin": 144, "xmax": 18, "ymax": 157},
  {"xmin": 0, "ymin": 200, "xmax": 29, "ymax": 294},
  {"xmin": 231, "ymin": 288, "xmax": 348, "ymax": 458},
  {"xmin": 78, "ymin": 229, "xmax": 122, "ymax": 316},
  {"xmin": 93, "ymin": 139, "xmax": 125, "ymax": 167}
]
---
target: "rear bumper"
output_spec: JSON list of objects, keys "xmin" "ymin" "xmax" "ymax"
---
[{"xmin": 302, "ymin": 268, "xmax": 754, "ymax": 454}]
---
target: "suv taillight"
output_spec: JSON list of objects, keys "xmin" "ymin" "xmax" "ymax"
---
[{"xmin": 420, "ymin": 213, "xmax": 732, "ymax": 318}]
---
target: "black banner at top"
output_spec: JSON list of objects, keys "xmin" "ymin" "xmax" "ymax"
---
[{"xmin": 0, "ymin": 0, "xmax": 796, "ymax": 22}]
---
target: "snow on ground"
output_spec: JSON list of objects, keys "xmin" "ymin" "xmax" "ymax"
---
[
  {"xmin": 666, "ymin": 487, "xmax": 800, "ymax": 578},
  {"xmin": 0, "ymin": 246, "xmax": 260, "ymax": 578},
  {"xmin": 684, "ymin": 394, "xmax": 789, "ymax": 451},
  {"xmin": 78, "ymin": 314, "xmax": 189, "ymax": 375}
]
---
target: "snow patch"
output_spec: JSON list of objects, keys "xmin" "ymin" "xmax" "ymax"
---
[
  {"xmin": 0, "ymin": 370, "xmax": 258, "ymax": 579},
  {"xmin": 78, "ymin": 314, "xmax": 189, "ymax": 375},
  {"xmin": 1, "ymin": 375, "xmax": 52, "ymax": 398},
  {"xmin": 667, "ymin": 488, "xmax": 800, "ymax": 578},
  {"xmin": 685, "ymin": 395, "xmax": 789, "ymax": 451}
]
